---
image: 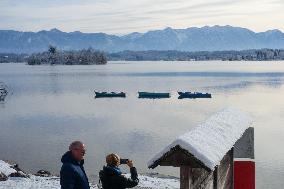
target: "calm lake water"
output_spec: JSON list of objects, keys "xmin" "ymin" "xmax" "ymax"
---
[{"xmin": 0, "ymin": 61, "xmax": 284, "ymax": 188}]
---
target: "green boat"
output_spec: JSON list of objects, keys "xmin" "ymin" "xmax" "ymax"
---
[{"xmin": 138, "ymin": 92, "xmax": 170, "ymax": 99}]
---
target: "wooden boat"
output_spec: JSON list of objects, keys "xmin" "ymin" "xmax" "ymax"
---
[
  {"xmin": 94, "ymin": 91, "xmax": 126, "ymax": 98},
  {"xmin": 138, "ymin": 92, "xmax": 170, "ymax": 99},
  {"xmin": 178, "ymin": 91, "xmax": 211, "ymax": 99}
]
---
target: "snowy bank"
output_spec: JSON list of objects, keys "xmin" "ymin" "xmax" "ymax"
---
[
  {"xmin": 148, "ymin": 108, "xmax": 253, "ymax": 170},
  {"xmin": 0, "ymin": 160, "xmax": 17, "ymax": 176},
  {"xmin": 0, "ymin": 175, "xmax": 62, "ymax": 189},
  {"xmin": 0, "ymin": 160, "xmax": 179, "ymax": 189}
]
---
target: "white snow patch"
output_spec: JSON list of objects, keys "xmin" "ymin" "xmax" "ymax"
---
[
  {"xmin": 0, "ymin": 176, "xmax": 64, "ymax": 189},
  {"xmin": 148, "ymin": 108, "xmax": 253, "ymax": 170},
  {"xmin": 0, "ymin": 160, "xmax": 17, "ymax": 176},
  {"xmin": 133, "ymin": 175, "xmax": 179, "ymax": 189},
  {"xmin": 0, "ymin": 174, "xmax": 98, "ymax": 189}
]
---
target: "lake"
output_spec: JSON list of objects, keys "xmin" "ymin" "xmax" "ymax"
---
[{"xmin": 0, "ymin": 61, "xmax": 284, "ymax": 188}]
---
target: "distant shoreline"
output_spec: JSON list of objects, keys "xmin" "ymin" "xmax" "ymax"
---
[
  {"xmin": 1, "ymin": 49, "xmax": 284, "ymax": 63},
  {"xmin": 107, "ymin": 49, "xmax": 284, "ymax": 61}
]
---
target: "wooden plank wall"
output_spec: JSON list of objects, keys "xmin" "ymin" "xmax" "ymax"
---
[
  {"xmin": 234, "ymin": 127, "xmax": 254, "ymax": 159},
  {"xmin": 191, "ymin": 168, "xmax": 214, "ymax": 189},
  {"xmin": 179, "ymin": 149, "xmax": 233, "ymax": 189},
  {"xmin": 216, "ymin": 149, "xmax": 234, "ymax": 189}
]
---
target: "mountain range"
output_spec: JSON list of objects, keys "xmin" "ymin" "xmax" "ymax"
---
[{"xmin": 0, "ymin": 25, "xmax": 284, "ymax": 54}]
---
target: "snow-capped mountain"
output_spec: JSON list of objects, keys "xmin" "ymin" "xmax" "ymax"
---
[{"xmin": 1, "ymin": 25, "xmax": 284, "ymax": 53}]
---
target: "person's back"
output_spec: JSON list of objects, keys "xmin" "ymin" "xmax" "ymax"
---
[
  {"xmin": 60, "ymin": 141, "xmax": 90, "ymax": 189},
  {"xmin": 99, "ymin": 154, "xmax": 139, "ymax": 189}
]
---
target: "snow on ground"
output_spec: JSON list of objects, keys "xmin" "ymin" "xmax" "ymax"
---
[
  {"xmin": 132, "ymin": 174, "xmax": 179, "ymax": 189},
  {"xmin": 0, "ymin": 174, "xmax": 179, "ymax": 189},
  {"xmin": 148, "ymin": 108, "xmax": 253, "ymax": 170},
  {"xmin": 0, "ymin": 175, "xmax": 179, "ymax": 189},
  {"xmin": 0, "ymin": 160, "xmax": 16, "ymax": 176},
  {"xmin": 0, "ymin": 160, "xmax": 179, "ymax": 189},
  {"xmin": 0, "ymin": 176, "xmax": 64, "ymax": 189}
]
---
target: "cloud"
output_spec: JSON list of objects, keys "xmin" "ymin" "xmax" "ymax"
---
[{"xmin": 0, "ymin": 0, "xmax": 283, "ymax": 34}]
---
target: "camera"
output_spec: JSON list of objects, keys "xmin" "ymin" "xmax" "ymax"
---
[{"xmin": 120, "ymin": 159, "xmax": 129, "ymax": 164}]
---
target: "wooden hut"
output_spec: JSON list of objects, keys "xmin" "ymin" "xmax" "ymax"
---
[{"xmin": 148, "ymin": 108, "xmax": 254, "ymax": 189}]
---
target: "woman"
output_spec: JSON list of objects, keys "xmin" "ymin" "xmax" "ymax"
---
[{"xmin": 99, "ymin": 154, "xmax": 139, "ymax": 189}]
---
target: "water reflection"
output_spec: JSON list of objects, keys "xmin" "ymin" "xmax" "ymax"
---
[{"xmin": 117, "ymin": 71, "xmax": 284, "ymax": 77}]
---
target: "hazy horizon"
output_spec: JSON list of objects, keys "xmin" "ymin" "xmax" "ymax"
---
[{"xmin": 1, "ymin": 0, "xmax": 284, "ymax": 35}]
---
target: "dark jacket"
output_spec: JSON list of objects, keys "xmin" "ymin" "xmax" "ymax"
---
[
  {"xmin": 99, "ymin": 166, "xmax": 139, "ymax": 189},
  {"xmin": 60, "ymin": 151, "xmax": 90, "ymax": 189}
]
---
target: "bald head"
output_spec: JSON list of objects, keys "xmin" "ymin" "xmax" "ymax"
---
[{"xmin": 69, "ymin": 141, "xmax": 86, "ymax": 161}]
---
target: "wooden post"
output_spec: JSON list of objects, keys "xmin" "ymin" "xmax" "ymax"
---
[
  {"xmin": 234, "ymin": 127, "xmax": 255, "ymax": 189},
  {"xmin": 213, "ymin": 166, "xmax": 218, "ymax": 189},
  {"xmin": 180, "ymin": 166, "xmax": 191, "ymax": 189},
  {"xmin": 230, "ymin": 148, "xmax": 234, "ymax": 189}
]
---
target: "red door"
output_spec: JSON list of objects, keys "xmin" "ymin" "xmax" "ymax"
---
[{"xmin": 234, "ymin": 160, "xmax": 255, "ymax": 189}]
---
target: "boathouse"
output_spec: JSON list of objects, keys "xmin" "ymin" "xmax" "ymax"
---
[{"xmin": 148, "ymin": 108, "xmax": 254, "ymax": 189}]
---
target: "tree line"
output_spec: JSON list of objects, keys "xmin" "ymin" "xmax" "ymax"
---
[
  {"xmin": 1, "ymin": 48, "xmax": 284, "ymax": 63},
  {"xmin": 107, "ymin": 49, "xmax": 284, "ymax": 61},
  {"xmin": 0, "ymin": 53, "xmax": 28, "ymax": 63},
  {"xmin": 26, "ymin": 46, "xmax": 107, "ymax": 65}
]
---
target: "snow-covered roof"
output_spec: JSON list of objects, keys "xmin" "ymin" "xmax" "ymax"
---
[{"xmin": 148, "ymin": 108, "xmax": 253, "ymax": 170}]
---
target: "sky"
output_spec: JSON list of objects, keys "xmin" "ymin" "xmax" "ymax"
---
[{"xmin": 0, "ymin": 0, "xmax": 283, "ymax": 34}]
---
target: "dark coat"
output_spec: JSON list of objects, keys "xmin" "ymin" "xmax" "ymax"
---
[
  {"xmin": 99, "ymin": 166, "xmax": 139, "ymax": 189},
  {"xmin": 60, "ymin": 151, "xmax": 90, "ymax": 189}
]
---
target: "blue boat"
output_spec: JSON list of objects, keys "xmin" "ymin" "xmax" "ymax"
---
[
  {"xmin": 178, "ymin": 91, "xmax": 212, "ymax": 99},
  {"xmin": 94, "ymin": 91, "xmax": 126, "ymax": 98},
  {"xmin": 138, "ymin": 92, "xmax": 170, "ymax": 99}
]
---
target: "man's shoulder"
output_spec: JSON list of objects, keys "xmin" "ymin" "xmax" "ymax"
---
[{"xmin": 61, "ymin": 162, "xmax": 77, "ymax": 172}]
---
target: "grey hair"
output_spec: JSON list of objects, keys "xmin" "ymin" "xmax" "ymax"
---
[{"xmin": 69, "ymin": 141, "xmax": 84, "ymax": 151}]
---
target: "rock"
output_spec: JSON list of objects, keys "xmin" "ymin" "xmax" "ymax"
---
[
  {"xmin": 11, "ymin": 164, "xmax": 26, "ymax": 173},
  {"xmin": 9, "ymin": 171, "xmax": 29, "ymax": 178},
  {"xmin": 35, "ymin": 170, "xmax": 51, "ymax": 177},
  {"xmin": 0, "ymin": 172, "xmax": 8, "ymax": 181},
  {"xmin": 7, "ymin": 163, "xmax": 29, "ymax": 178}
]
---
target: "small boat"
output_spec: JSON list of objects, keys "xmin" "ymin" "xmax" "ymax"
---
[
  {"xmin": 178, "ymin": 92, "xmax": 212, "ymax": 99},
  {"xmin": 0, "ymin": 88, "xmax": 8, "ymax": 96},
  {"xmin": 94, "ymin": 91, "xmax": 126, "ymax": 98},
  {"xmin": 138, "ymin": 92, "xmax": 170, "ymax": 99},
  {"xmin": 0, "ymin": 87, "xmax": 8, "ymax": 101}
]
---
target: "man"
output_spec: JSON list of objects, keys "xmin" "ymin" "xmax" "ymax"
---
[
  {"xmin": 99, "ymin": 153, "xmax": 139, "ymax": 189},
  {"xmin": 60, "ymin": 141, "xmax": 90, "ymax": 189}
]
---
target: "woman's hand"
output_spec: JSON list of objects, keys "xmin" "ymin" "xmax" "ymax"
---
[{"xmin": 127, "ymin": 160, "xmax": 134, "ymax": 168}]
